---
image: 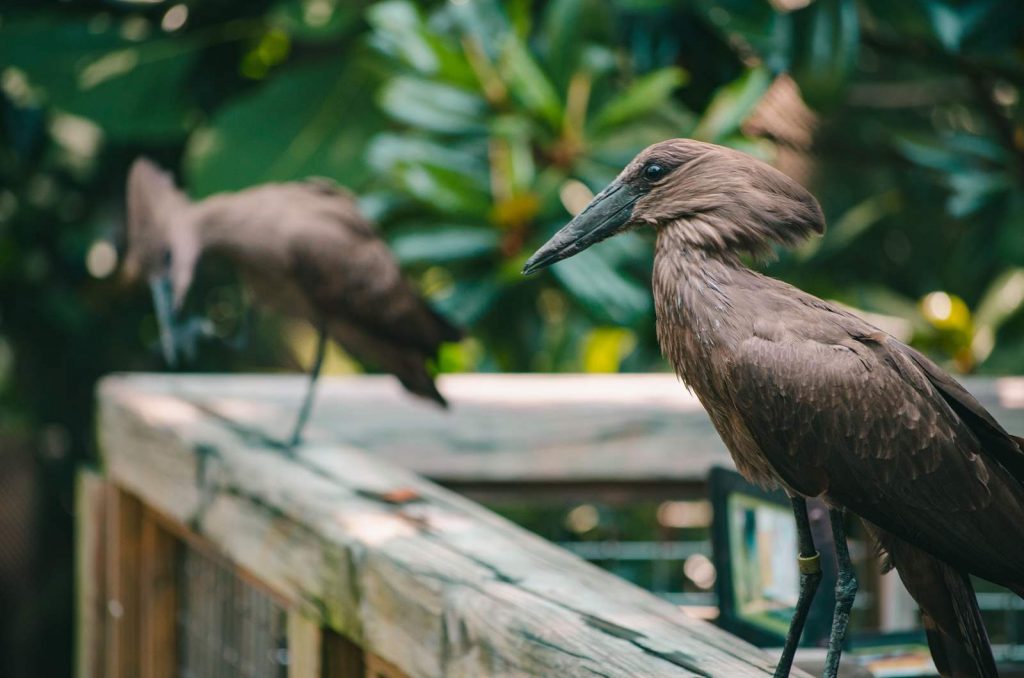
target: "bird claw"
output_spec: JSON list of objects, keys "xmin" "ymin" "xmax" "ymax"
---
[{"xmin": 148, "ymin": 273, "xmax": 221, "ymax": 367}]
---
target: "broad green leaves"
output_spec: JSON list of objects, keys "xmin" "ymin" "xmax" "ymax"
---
[
  {"xmin": 0, "ymin": 13, "xmax": 203, "ymax": 141},
  {"xmin": 185, "ymin": 56, "xmax": 384, "ymax": 196},
  {"xmin": 365, "ymin": 0, "xmax": 710, "ymax": 368},
  {"xmin": 591, "ymin": 68, "xmax": 689, "ymax": 133},
  {"xmin": 785, "ymin": 0, "xmax": 859, "ymax": 109},
  {"xmin": 692, "ymin": 67, "xmax": 771, "ymax": 142}
]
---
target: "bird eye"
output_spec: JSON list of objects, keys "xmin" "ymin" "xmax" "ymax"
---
[{"xmin": 644, "ymin": 164, "xmax": 666, "ymax": 181}]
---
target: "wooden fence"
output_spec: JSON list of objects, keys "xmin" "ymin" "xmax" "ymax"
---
[{"xmin": 80, "ymin": 373, "xmax": 817, "ymax": 678}]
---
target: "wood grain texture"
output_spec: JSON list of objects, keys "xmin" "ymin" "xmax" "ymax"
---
[
  {"xmin": 75, "ymin": 471, "xmax": 107, "ymax": 678},
  {"xmin": 99, "ymin": 373, "xmax": 1024, "ymax": 486},
  {"xmin": 322, "ymin": 629, "xmax": 369, "ymax": 678},
  {"xmin": 139, "ymin": 508, "xmax": 177, "ymax": 678},
  {"xmin": 97, "ymin": 373, "xmax": 815, "ymax": 678},
  {"xmin": 104, "ymin": 485, "xmax": 142, "ymax": 678},
  {"xmin": 287, "ymin": 611, "xmax": 321, "ymax": 678}
]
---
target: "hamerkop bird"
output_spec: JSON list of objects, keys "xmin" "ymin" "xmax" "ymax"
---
[
  {"xmin": 123, "ymin": 158, "xmax": 461, "ymax": 445},
  {"xmin": 524, "ymin": 139, "xmax": 1024, "ymax": 678}
]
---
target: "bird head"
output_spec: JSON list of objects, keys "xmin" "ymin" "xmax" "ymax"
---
[
  {"xmin": 122, "ymin": 157, "xmax": 188, "ymax": 283},
  {"xmin": 523, "ymin": 139, "xmax": 824, "ymax": 274}
]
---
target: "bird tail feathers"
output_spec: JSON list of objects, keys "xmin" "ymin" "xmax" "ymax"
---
[
  {"xmin": 396, "ymin": 369, "xmax": 448, "ymax": 408},
  {"xmin": 869, "ymin": 525, "xmax": 998, "ymax": 678},
  {"xmin": 422, "ymin": 302, "xmax": 464, "ymax": 345}
]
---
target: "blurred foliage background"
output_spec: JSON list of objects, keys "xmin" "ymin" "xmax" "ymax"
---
[{"xmin": 1, "ymin": 0, "xmax": 1023, "ymax": 674}]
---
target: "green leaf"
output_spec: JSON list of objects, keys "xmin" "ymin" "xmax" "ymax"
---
[
  {"xmin": 786, "ymin": 0, "xmax": 859, "ymax": 109},
  {"xmin": 270, "ymin": 0, "xmax": 365, "ymax": 43},
  {"xmin": 390, "ymin": 226, "xmax": 499, "ymax": 264},
  {"xmin": 537, "ymin": 0, "xmax": 612, "ymax": 90},
  {"xmin": 433, "ymin": 277, "xmax": 503, "ymax": 326},
  {"xmin": 367, "ymin": 133, "xmax": 489, "ymax": 189},
  {"xmin": 491, "ymin": 115, "xmax": 537, "ymax": 193},
  {"xmin": 367, "ymin": 1, "xmax": 439, "ymax": 72},
  {"xmin": 691, "ymin": 67, "xmax": 771, "ymax": 142},
  {"xmin": 499, "ymin": 36, "xmax": 563, "ymax": 129},
  {"xmin": 549, "ymin": 233, "xmax": 652, "ymax": 325},
  {"xmin": 538, "ymin": 0, "xmax": 587, "ymax": 89},
  {"xmin": 444, "ymin": 0, "xmax": 513, "ymax": 59},
  {"xmin": 185, "ymin": 56, "xmax": 384, "ymax": 196},
  {"xmin": 366, "ymin": 0, "xmax": 477, "ymax": 86},
  {"xmin": 801, "ymin": 190, "xmax": 901, "ymax": 259},
  {"xmin": 975, "ymin": 268, "xmax": 1024, "ymax": 335},
  {"xmin": 690, "ymin": 0, "xmax": 781, "ymax": 66},
  {"xmin": 947, "ymin": 171, "xmax": 1010, "ymax": 217},
  {"xmin": 591, "ymin": 67, "xmax": 688, "ymax": 132},
  {"xmin": 378, "ymin": 76, "xmax": 488, "ymax": 134},
  {"xmin": 0, "ymin": 12, "xmax": 203, "ymax": 141},
  {"xmin": 392, "ymin": 164, "xmax": 493, "ymax": 216}
]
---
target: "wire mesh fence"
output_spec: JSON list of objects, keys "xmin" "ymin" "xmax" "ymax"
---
[{"xmin": 176, "ymin": 542, "xmax": 288, "ymax": 678}]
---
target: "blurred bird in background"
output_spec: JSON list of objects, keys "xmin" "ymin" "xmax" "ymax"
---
[
  {"xmin": 123, "ymin": 159, "xmax": 461, "ymax": 446},
  {"xmin": 525, "ymin": 139, "xmax": 1024, "ymax": 678}
]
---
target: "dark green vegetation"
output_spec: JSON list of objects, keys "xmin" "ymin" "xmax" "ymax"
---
[{"xmin": 1, "ymin": 0, "xmax": 1023, "ymax": 675}]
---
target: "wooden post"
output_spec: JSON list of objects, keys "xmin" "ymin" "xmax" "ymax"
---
[
  {"xmin": 140, "ymin": 507, "xmax": 178, "ymax": 678},
  {"xmin": 104, "ymin": 485, "xmax": 142, "ymax": 678},
  {"xmin": 287, "ymin": 611, "xmax": 321, "ymax": 678},
  {"xmin": 75, "ymin": 471, "xmax": 107, "ymax": 678}
]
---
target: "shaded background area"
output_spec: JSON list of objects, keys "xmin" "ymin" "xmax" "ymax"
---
[{"xmin": 1, "ymin": 0, "xmax": 1023, "ymax": 675}]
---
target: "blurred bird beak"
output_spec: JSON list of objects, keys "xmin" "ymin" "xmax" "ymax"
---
[
  {"xmin": 522, "ymin": 181, "xmax": 642, "ymax": 275},
  {"xmin": 148, "ymin": 273, "xmax": 179, "ymax": 367}
]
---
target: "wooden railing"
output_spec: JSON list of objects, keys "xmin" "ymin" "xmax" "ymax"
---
[{"xmin": 79, "ymin": 373, "xmax": 820, "ymax": 678}]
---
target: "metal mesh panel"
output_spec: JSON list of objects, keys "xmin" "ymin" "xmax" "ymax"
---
[{"xmin": 176, "ymin": 543, "xmax": 288, "ymax": 678}]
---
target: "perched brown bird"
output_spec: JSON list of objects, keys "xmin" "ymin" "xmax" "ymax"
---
[
  {"xmin": 124, "ymin": 158, "xmax": 461, "ymax": 445},
  {"xmin": 524, "ymin": 139, "xmax": 1024, "ymax": 678}
]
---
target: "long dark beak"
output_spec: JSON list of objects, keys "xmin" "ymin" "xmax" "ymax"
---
[{"xmin": 522, "ymin": 181, "xmax": 642, "ymax": 275}]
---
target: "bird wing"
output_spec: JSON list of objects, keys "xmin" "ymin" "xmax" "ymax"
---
[
  {"xmin": 287, "ymin": 190, "xmax": 462, "ymax": 354},
  {"xmin": 896, "ymin": 343, "xmax": 1024, "ymax": 481},
  {"xmin": 867, "ymin": 524, "xmax": 999, "ymax": 678},
  {"xmin": 726, "ymin": 309, "xmax": 1024, "ymax": 583}
]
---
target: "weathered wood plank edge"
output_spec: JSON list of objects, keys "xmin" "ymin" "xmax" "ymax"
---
[
  {"xmin": 96, "ymin": 374, "xmax": 1024, "ymax": 487},
  {"xmin": 97, "ymin": 375, "xmax": 807, "ymax": 678}
]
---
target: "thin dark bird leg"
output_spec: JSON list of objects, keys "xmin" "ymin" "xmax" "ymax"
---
[
  {"xmin": 824, "ymin": 508, "xmax": 858, "ymax": 678},
  {"xmin": 148, "ymin": 273, "xmax": 179, "ymax": 366},
  {"xmin": 175, "ymin": 315, "xmax": 216, "ymax": 363},
  {"xmin": 149, "ymin": 272, "xmax": 215, "ymax": 365},
  {"xmin": 288, "ymin": 325, "xmax": 328, "ymax": 448},
  {"xmin": 774, "ymin": 496, "xmax": 823, "ymax": 678}
]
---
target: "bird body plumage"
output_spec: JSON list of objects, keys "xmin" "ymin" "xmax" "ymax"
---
[
  {"xmin": 525, "ymin": 138, "xmax": 1024, "ymax": 677},
  {"xmin": 124, "ymin": 159, "xmax": 459, "ymax": 407},
  {"xmin": 653, "ymin": 237, "xmax": 1024, "ymax": 592}
]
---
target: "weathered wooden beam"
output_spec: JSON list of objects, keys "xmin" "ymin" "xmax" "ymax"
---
[
  {"xmin": 107, "ymin": 373, "xmax": 1024, "ymax": 489},
  {"xmin": 98, "ymin": 374, "xmax": 807, "ymax": 677}
]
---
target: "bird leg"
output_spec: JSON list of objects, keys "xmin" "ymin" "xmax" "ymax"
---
[
  {"xmin": 288, "ymin": 325, "xmax": 328, "ymax": 448},
  {"xmin": 149, "ymin": 273, "xmax": 180, "ymax": 367},
  {"xmin": 148, "ymin": 273, "xmax": 216, "ymax": 365},
  {"xmin": 774, "ymin": 496, "xmax": 823, "ymax": 678},
  {"xmin": 823, "ymin": 508, "xmax": 858, "ymax": 678}
]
